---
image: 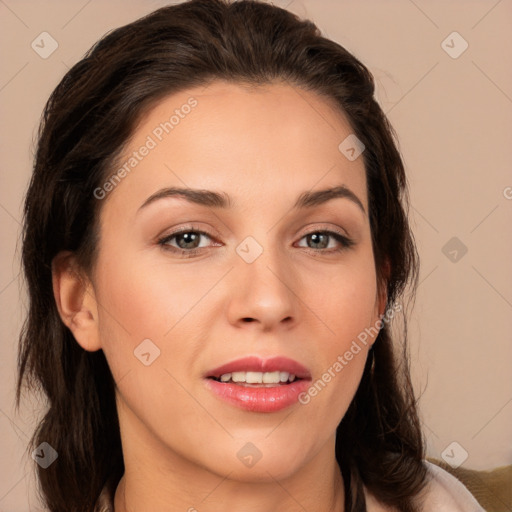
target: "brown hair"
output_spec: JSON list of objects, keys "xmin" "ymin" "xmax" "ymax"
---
[{"xmin": 17, "ymin": 1, "xmax": 427, "ymax": 510}]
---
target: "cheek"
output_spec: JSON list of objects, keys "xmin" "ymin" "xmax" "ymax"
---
[
  {"xmin": 288, "ymin": 252, "xmax": 378, "ymax": 424},
  {"xmin": 90, "ymin": 250, "xmax": 181, "ymax": 388},
  {"xmin": 302, "ymin": 252, "xmax": 379, "ymax": 347},
  {"xmin": 92, "ymin": 245, "xmax": 227, "ymax": 413},
  {"xmin": 93, "ymin": 252, "xmax": 207, "ymax": 344},
  {"xmin": 92, "ymin": 252, "xmax": 217, "ymax": 449}
]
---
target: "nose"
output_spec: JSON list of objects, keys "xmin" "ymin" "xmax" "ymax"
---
[{"xmin": 226, "ymin": 240, "xmax": 297, "ymax": 332}]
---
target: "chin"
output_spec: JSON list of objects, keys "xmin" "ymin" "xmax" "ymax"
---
[
  {"xmin": 202, "ymin": 444, "xmax": 306, "ymax": 483},
  {"xmin": 221, "ymin": 460, "xmax": 302, "ymax": 484}
]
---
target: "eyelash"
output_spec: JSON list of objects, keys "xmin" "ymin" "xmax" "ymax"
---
[{"xmin": 157, "ymin": 227, "xmax": 355, "ymax": 258}]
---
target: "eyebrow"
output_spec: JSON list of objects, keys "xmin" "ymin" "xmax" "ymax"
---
[{"xmin": 137, "ymin": 185, "xmax": 366, "ymax": 215}]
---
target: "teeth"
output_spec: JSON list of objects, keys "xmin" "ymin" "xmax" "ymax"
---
[
  {"xmin": 218, "ymin": 371, "xmax": 296, "ymax": 384},
  {"xmin": 263, "ymin": 371, "xmax": 280, "ymax": 383},
  {"xmin": 232, "ymin": 372, "xmax": 245, "ymax": 383}
]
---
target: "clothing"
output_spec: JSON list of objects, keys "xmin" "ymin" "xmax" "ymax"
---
[
  {"xmin": 364, "ymin": 461, "xmax": 485, "ymax": 511},
  {"xmin": 94, "ymin": 460, "xmax": 485, "ymax": 511},
  {"xmin": 415, "ymin": 461, "xmax": 486, "ymax": 511}
]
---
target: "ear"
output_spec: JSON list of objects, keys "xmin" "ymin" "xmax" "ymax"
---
[{"xmin": 52, "ymin": 251, "xmax": 102, "ymax": 352}]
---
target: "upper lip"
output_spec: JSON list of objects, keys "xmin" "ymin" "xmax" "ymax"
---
[{"xmin": 206, "ymin": 356, "xmax": 312, "ymax": 380}]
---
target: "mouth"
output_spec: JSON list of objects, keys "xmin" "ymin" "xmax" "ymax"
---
[
  {"xmin": 204, "ymin": 356, "xmax": 312, "ymax": 412},
  {"xmin": 205, "ymin": 355, "xmax": 311, "ymax": 384},
  {"xmin": 208, "ymin": 371, "xmax": 301, "ymax": 386}
]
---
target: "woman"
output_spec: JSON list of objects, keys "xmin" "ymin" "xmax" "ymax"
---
[{"xmin": 16, "ymin": 1, "xmax": 484, "ymax": 511}]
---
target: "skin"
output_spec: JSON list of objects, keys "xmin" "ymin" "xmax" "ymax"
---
[{"xmin": 53, "ymin": 80, "xmax": 387, "ymax": 512}]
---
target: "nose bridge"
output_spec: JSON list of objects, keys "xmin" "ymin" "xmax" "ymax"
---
[{"xmin": 228, "ymin": 232, "xmax": 297, "ymax": 327}]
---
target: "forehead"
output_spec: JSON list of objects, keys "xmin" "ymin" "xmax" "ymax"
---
[{"xmin": 102, "ymin": 80, "xmax": 367, "ymax": 218}]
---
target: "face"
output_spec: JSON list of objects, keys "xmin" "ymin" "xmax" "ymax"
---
[{"xmin": 80, "ymin": 81, "xmax": 385, "ymax": 482}]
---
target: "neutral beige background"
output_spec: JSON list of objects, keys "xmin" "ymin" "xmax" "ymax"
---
[{"xmin": 1, "ymin": 0, "xmax": 511, "ymax": 510}]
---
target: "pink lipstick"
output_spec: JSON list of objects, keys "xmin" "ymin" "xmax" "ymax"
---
[{"xmin": 204, "ymin": 356, "xmax": 312, "ymax": 413}]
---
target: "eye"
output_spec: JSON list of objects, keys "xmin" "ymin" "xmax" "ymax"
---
[
  {"xmin": 157, "ymin": 227, "xmax": 355, "ymax": 258},
  {"xmin": 296, "ymin": 230, "xmax": 354, "ymax": 253},
  {"xmin": 157, "ymin": 228, "xmax": 218, "ymax": 257}
]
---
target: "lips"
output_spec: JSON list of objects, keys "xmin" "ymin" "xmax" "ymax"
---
[
  {"xmin": 205, "ymin": 356, "xmax": 312, "ymax": 380},
  {"xmin": 204, "ymin": 356, "xmax": 312, "ymax": 413}
]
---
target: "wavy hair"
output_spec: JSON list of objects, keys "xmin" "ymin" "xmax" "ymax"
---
[{"xmin": 17, "ymin": 1, "xmax": 427, "ymax": 510}]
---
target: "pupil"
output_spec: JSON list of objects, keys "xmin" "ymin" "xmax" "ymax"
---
[
  {"xmin": 310, "ymin": 233, "xmax": 327, "ymax": 249},
  {"xmin": 178, "ymin": 232, "xmax": 199, "ymax": 249}
]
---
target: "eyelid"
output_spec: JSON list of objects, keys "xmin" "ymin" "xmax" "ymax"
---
[
  {"xmin": 297, "ymin": 223, "xmax": 351, "ymax": 239},
  {"xmin": 157, "ymin": 223, "xmax": 219, "ymax": 242},
  {"xmin": 157, "ymin": 226, "xmax": 219, "ymax": 247}
]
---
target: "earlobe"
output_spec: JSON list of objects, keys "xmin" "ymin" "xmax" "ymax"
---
[{"xmin": 52, "ymin": 251, "xmax": 102, "ymax": 352}]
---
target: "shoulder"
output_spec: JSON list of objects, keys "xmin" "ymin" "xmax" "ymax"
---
[
  {"xmin": 416, "ymin": 460, "xmax": 485, "ymax": 511},
  {"xmin": 364, "ymin": 460, "xmax": 485, "ymax": 512}
]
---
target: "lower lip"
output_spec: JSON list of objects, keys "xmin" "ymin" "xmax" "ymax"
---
[{"xmin": 204, "ymin": 378, "xmax": 311, "ymax": 412}]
